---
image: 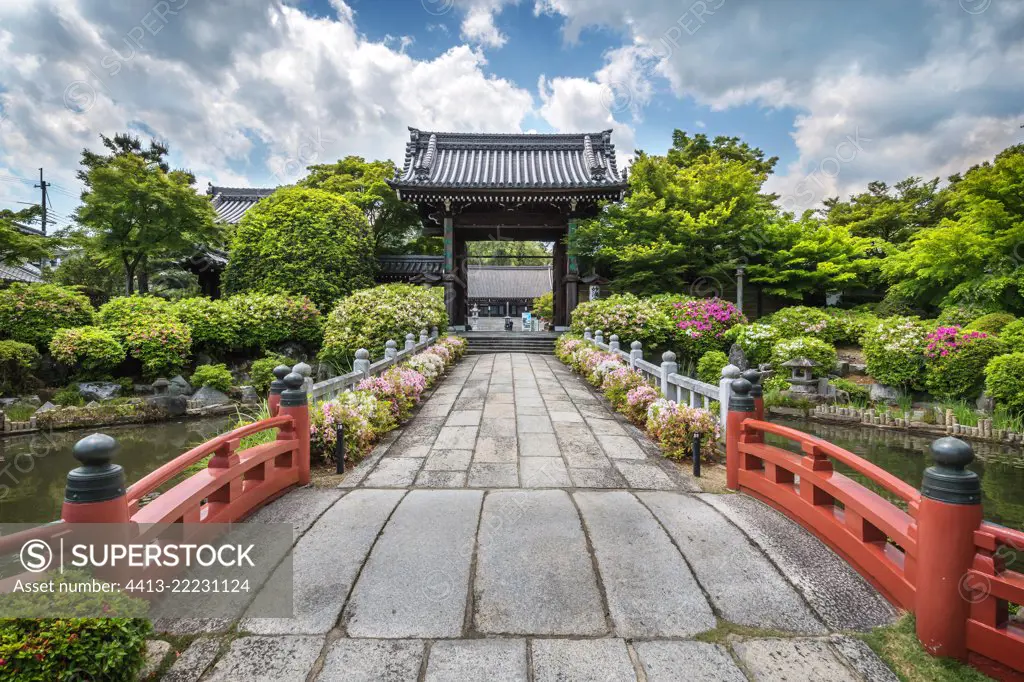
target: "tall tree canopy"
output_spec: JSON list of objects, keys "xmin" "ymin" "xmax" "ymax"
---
[
  {"xmin": 73, "ymin": 134, "xmax": 218, "ymax": 295},
  {"xmin": 0, "ymin": 206, "xmax": 49, "ymax": 266},
  {"xmin": 467, "ymin": 241, "xmax": 550, "ymax": 266},
  {"xmin": 822, "ymin": 177, "xmax": 947, "ymax": 245},
  {"xmin": 299, "ymin": 156, "xmax": 421, "ymax": 253}
]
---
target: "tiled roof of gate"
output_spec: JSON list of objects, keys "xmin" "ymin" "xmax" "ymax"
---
[
  {"xmin": 391, "ymin": 129, "xmax": 627, "ymax": 199},
  {"xmin": 209, "ymin": 186, "xmax": 276, "ymax": 224},
  {"xmin": 378, "ymin": 255, "xmax": 444, "ymax": 279},
  {"xmin": 0, "ymin": 262, "xmax": 42, "ymax": 284},
  {"xmin": 468, "ymin": 266, "xmax": 552, "ymax": 300}
]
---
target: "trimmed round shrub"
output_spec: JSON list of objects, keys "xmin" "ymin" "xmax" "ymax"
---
[
  {"xmin": 0, "ymin": 283, "xmax": 93, "ymax": 349},
  {"xmin": 227, "ymin": 292, "xmax": 323, "ymax": 352},
  {"xmin": 862, "ymin": 316, "xmax": 929, "ymax": 388},
  {"xmin": 825, "ymin": 309, "xmax": 880, "ymax": 345},
  {"xmin": 49, "ymin": 326, "xmax": 124, "ymax": 376},
  {"xmin": 666, "ymin": 298, "xmax": 746, "ymax": 361},
  {"xmin": 1000, "ymin": 319, "xmax": 1024, "ymax": 353},
  {"xmin": 724, "ymin": 323, "xmax": 780, "ymax": 366},
  {"xmin": 249, "ymin": 354, "xmax": 295, "ymax": 394},
  {"xmin": 321, "ymin": 284, "xmax": 447, "ymax": 363},
  {"xmin": 0, "ymin": 340, "xmax": 41, "ymax": 393},
  {"xmin": 770, "ymin": 336, "xmax": 837, "ymax": 377},
  {"xmin": 172, "ymin": 297, "xmax": 241, "ymax": 352},
  {"xmin": 985, "ymin": 353, "xmax": 1024, "ymax": 415},
  {"xmin": 124, "ymin": 317, "xmax": 192, "ymax": 379},
  {"xmin": 937, "ymin": 304, "xmax": 1000, "ymax": 328},
  {"xmin": 223, "ymin": 186, "xmax": 376, "ymax": 311},
  {"xmin": 923, "ymin": 327, "xmax": 1004, "ymax": 400},
  {"xmin": 191, "ymin": 363, "xmax": 234, "ymax": 392},
  {"xmin": 767, "ymin": 306, "xmax": 843, "ymax": 343},
  {"xmin": 94, "ymin": 295, "xmax": 173, "ymax": 342},
  {"xmin": 697, "ymin": 350, "xmax": 729, "ymax": 384},
  {"xmin": 569, "ymin": 294, "xmax": 674, "ymax": 351},
  {"xmin": 969, "ymin": 312, "xmax": 1017, "ymax": 335}
]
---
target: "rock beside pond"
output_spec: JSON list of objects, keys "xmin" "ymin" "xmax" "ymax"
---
[
  {"xmin": 78, "ymin": 382, "xmax": 122, "ymax": 402},
  {"xmin": 190, "ymin": 386, "xmax": 231, "ymax": 409},
  {"xmin": 34, "ymin": 401, "xmax": 56, "ymax": 415},
  {"xmin": 169, "ymin": 375, "xmax": 193, "ymax": 396},
  {"xmin": 869, "ymin": 383, "xmax": 901, "ymax": 404},
  {"xmin": 146, "ymin": 394, "xmax": 188, "ymax": 417},
  {"xmin": 239, "ymin": 385, "xmax": 259, "ymax": 404}
]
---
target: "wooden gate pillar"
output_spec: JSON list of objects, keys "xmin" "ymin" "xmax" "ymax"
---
[{"xmin": 553, "ymin": 235, "xmax": 567, "ymax": 329}]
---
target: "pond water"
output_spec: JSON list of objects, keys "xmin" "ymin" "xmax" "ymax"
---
[
  {"xmin": 770, "ymin": 417, "xmax": 1024, "ymax": 531},
  {"xmin": 0, "ymin": 416, "xmax": 235, "ymax": 525}
]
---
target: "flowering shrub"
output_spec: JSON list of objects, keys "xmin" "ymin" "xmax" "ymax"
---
[
  {"xmin": 49, "ymin": 326, "xmax": 124, "ymax": 376},
  {"xmin": 646, "ymin": 399, "xmax": 720, "ymax": 460},
  {"xmin": 601, "ymin": 367, "xmax": 647, "ymax": 409},
  {"xmin": 862, "ymin": 317, "xmax": 929, "ymax": 388},
  {"xmin": 724, "ymin": 323, "xmax": 780, "ymax": 366},
  {"xmin": 406, "ymin": 351, "xmax": 446, "ymax": 385},
  {"xmin": 322, "ymin": 284, "xmax": 447, "ymax": 363},
  {"xmin": 0, "ymin": 340, "xmax": 40, "ymax": 393},
  {"xmin": 583, "ymin": 352, "xmax": 625, "ymax": 386},
  {"xmin": 767, "ymin": 306, "xmax": 844, "ymax": 343},
  {"xmin": 423, "ymin": 344, "xmax": 452, "ymax": 365},
  {"xmin": 555, "ymin": 336, "xmax": 585, "ymax": 363},
  {"xmin": 826, "ymin": 309, "xmax": 880, "ymax": 345},
  {"xmin": 696, "ymin": 350, "xmax": 729, "ymax": 384},
  {"xmin": 123, "ymin": 318, "xmax": 192, "ymax": 379},
  {"xmin": 667, "ymin": 298, "xmax": 746, "ymax": 361},
  {"xmin": 569, "ymin": 294, "xmax": 673, "ymax": 351},
  {"xmin": 0, "ymin": 283, "xmax": 93, "ymax": 348},
  {"xmin": 985, "ymin": 353, "xmax": 1024, "ymax": 415},
  {"xmin": 228, "ymin": 292, "xmax": 323, "ymax": 351},
  {"xmin": 172, "ymin": 297, "xmax": 241, "ymax": 352},
  {"xmin": 95, "ymin": 295, "xmax": 173, "ymax": 342},
  {"xmin": 190, "ymin": 363, "xmax": 234, "ymax": 392},
  {"xmin": 924, "ymin": 326, "xmax": 1004, "ymax": 400},
  {"xmin": 436, "ymin": 335, "xmax": 467, "ymax": 359},
  {"xmin": 310, "ymin": 390, "xmax": 395, "ymax": 463},
  {"xmin": 623, "ymin": 384, "xmax": 660, "ymax": 425},
  {"xmin": 770, "ymin": 336, "xmax": 837, "ymax": 377},
  {"xmin": 358, "ymin": 366, "xmax": 427, "ymax": 420}
]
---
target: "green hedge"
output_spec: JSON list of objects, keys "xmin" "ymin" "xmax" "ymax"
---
[
  {"xmin": 0, "ymin": 284, "xmax": 94, "ymax": 349},
  {"xmin": 249, "ymin": 354, "xmax": 295, "ymax": 394},
  {"xmin": 227, "ymin": 293, "xmax": 323, "ymax": 351},
  {"xmin": 172, "ymin": 297, "xmax": 240, "ymax": 353},
  {"xmin": 0, "ymin": 340, "xmax": 40, "ymax": 393},
  {"xmin": 862, "ymin": 317, "xmax": 929, "ymax": 389},
  {"xmin": 223, "ymin": 186, "xmax": 376, "ymax": 311},
  {"xmin": 924, "ymin": 334, "xmax": 1004, "ymax": 401},
  {"xmin": 94, "ymin": 296, "xmax": 173, "ymax": 342},
  {"xmin": 123, "ymin": 317, "xmax": 192, "ymax": 379},
  {"xmin": 190, "ymin": 363, "xmax": 234, "ymax": 392},
  {"xmin": 770, "ymin": 336, "xmax": 837, "ymax": 377},
  {"xmin": 321, "ymin": 284, "xmax": 447, "ymax": 363},
  {"xmin": 986, "ymin": 353, "xmax": 1024, "ymax": 415},
  {"xmin": 48, "ymin": 326, "xmax": 124, "ymax": 377},
  {"xmin": 970, "ymin": 312, "xmax": 1016, "ymax": 334},
  {"xmin": 697, "ymin": 350, "xmax": 729, "ymax": 384},
  {"xmin": 569, "ymin": 294, "xmax": 673, "ymax": 351}
]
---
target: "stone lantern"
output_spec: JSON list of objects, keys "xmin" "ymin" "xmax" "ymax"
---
[{"xmin": 782, "ymin": 357, "xmax": 818, "ymax": 395}]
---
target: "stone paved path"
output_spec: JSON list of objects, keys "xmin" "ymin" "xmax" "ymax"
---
[{"xmin": 157, "ymin": 354, "xmax": 902, "ymax": 682}]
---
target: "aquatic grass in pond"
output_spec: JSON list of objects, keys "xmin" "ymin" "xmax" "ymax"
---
[
  {"xmin": 994, "ymin": 405, "xmax": 1024, "ymax": 433},
  {"xmin": 947, "ymin": 401, "xmax": 980, "ymax": 427}
]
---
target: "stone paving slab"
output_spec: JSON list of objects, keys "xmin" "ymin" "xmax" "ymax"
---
[
  {"xmin": 640, "ymin": 492, "xmax": 826, "ymax": 634},
  {"xmin": 424, "ymin": 639, "xmax": 527, "ymax": 682},
  {"xmin": 700, "ymin": 493, "xmax": 897, "ymax": 631},
  {"xmin": 245, "ymin": 487, "xmax": 343, "ymax": 539},
  {"xmin": 161, "ymin": 637, "xmax": 220, "ymax": 682},
  {"xmin": 530, "ymin": 638, "xmax": 636, "ymax": 682},
  {"xmin": 575, "ymin": 491, "xmax": 716, "ymax": 637},
  {"xmin": 612, "ymin": 460, "xmax": 678, "ymax": 490},
  {"xmin": 243, "ymin": 489, "xmax": 404, "ymax": 635},
  {"xmin": 519, "ymin": 457, "xmax": 571, "ymax": 487},
  {"xmin": 474, "ymin": 490, "xmax": 606, "ymax": 635},
  {"xmin": 633, "ymin": 641, "xmax": 747, "ymax": 682},
  {"xmin": 204, "ymin": 636, "xmax": 323, "ymax": 682},
  {"xmin": 829, "ymin": 635, "xmax": 901, "ymax": 682},
  {"xmin": 316, "ymin": 639, "xmax": 424, "ymax": 682},
  {"xmin": 344, "ymin": 490, "xmax": 483, "ymax": 638},
  {"xmin": 732, "ymin": 638, "xmax": 860, "ymax": 682}
]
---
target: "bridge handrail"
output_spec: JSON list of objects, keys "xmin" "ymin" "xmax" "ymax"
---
[{"xmin": 966, "ymin": 522, "xmax": 1024, "ymax": 674}]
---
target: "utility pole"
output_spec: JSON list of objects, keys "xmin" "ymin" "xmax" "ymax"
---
[{"xmin": 34, "ymin": 167, "xmax": 50, "ymax": 236}]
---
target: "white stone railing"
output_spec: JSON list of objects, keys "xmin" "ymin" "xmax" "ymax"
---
[
  {"xmin": 584, "ymin": 327, "xmax": 745, "ymax": 440},
  {"xmin": 309, "ymin": 327, "xmax": 440, "ymax": 402}
]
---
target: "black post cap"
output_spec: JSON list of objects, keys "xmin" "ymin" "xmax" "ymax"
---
[
  {"xmin": 741, "ymin": 369, "xmax": 763, "ymax": 398},
  {"xmin": 269, "ymin": 365, "xmax": 291, "ymax": 395},
  {"xmin": 922, "ymin": 437, "xmax": 981, "ymax": 505},
  {"xmin": 65, "ymin": 433, "xmax": 125, "ymax": 504},
  {"xmin": 280, "ymin": 371, "xmax": 308, "ymax": 407},
  {"xmin": 729, "ymin": 378, "xmax": 755, "ymax": 412}
]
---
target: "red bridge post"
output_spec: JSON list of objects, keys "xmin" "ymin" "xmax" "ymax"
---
[
  {"xmin": 726, "ymin": 377, "xmax": 755, "ymax": 491},
  {"xmin": 61, "ymin": 433, "xmax": 130, "ymax": 524},
  {"xmin": 277, "ymin": 370, "xmax": 311, "ymax": 486},
  {"xmin": 916, "ymin": 436, "xmax": 983, "ymax": 660}
]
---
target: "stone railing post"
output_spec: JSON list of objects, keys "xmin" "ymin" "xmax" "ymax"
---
[
  {"xmin": 268, "ymin": 364, "xmax": 291, "ymax": 417},
  {"xmin": 742, "ymin": 368, "xmax": 763, "ymax": 420},
  {"xmin": 915, "ymin": 437, "xmax": 983, "ymax": 660},
  {"xmin": 294, "ymin": 361, "xmax": 313, "ymax": 394},
  {"xmin": 661, "ymin": 351, "xmax": 678, "ymax": 402},
  {"xmin": 719, "ymin": 364, "xmax": 741, "ymax": 439},
  {"xmin": 405, "ymin": 333, "xmax": 416, "ymax": 352},
  {"xmin": 629, "ymin": 341, "xmax": 643, "ymax": 369},
  {"xmin": 595, "ymin": 329, "xmax": 604, "ymax": 345},
  {"xmin": 609, "ymin": 334, "xmax": 620, "ymax": 352},
  {"xmin": 584, "ymin": 327, "xmax": 592, "ymax": 341},
  {"xmin": 62, "ymin": 433, "xmax": 130, "ymax": 524},
  {"xmin": 278, "ymin": 370, "xmax": 311, "ymax": 486},
  {"xmin": 420, "ymin": 328, "xmax": 429, "ymax": 344},
  {"xmin": 430, "ymin": 326, "xmax": 439, "ymax": 339},
  {"xmin": 725, "ymin": 377, "xmax": 755, "ymax": 491},
  {"xmin": 384, "ymin": 340, "xmax": 398, "ymax": 361},
  {"xmin": 354, "ymin": 349, "xmax": 371, "ymax": 378}
]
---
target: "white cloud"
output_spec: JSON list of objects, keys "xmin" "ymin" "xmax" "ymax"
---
[{"xmin": 461, "ymin": 5, "xmax": 508, "ymax": 48}]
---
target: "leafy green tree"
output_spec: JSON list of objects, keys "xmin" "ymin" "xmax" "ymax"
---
[
  {"xmin": 467, "ymin": 240, "xmax": 550, "ymax": 265},
  {"xmin": 0, "ymin": 206, "xmax": 49, "ymax": 266},
  {"xmin": 73, "ymin": 134, "xmax": 219, "ymax": 295},
  {"xmin": 300, "ymin": 156, "xmax": 421, "ymax": 253},
  {"xmin": 45, "ymin": 251, "xmax": 123, "ymax": 302},
  {"xmin": 746, "ymin": 214, "xmax": 879, "ymax": 301},
  {"xmin": 223, "ymin": 187, "xmax": 375, "ymax": 310},
  {"xmin": 822, "ymin": 177, "xmax": 946, "ymax": 244},
  {"xmin": 666, "ymin": 131, "xmax": 779, "ymax": 178}
]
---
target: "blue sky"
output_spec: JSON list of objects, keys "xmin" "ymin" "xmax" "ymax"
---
[{"xmin": 0, "ymin": 0, "xmax": 1021, "ymax": 227}]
